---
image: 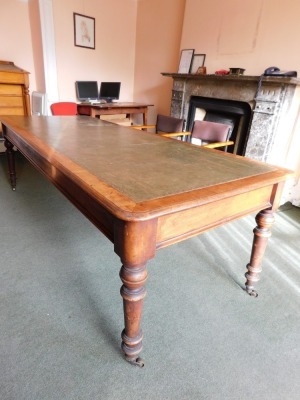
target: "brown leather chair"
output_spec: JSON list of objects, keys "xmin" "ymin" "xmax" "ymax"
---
[
  {"xmin": 50, "ymin": 102, "xmax": 77, "ymax": 116},
  {"xmin": 163, "ymin": 120, "xmax": 234, "ymax": 150},
  {"xmin": 190, "ymin": 120, "xmax": 233, "ymax": 149},
  {"xmin": 132, "ymin": 114, "xmax": 186, "ymax": 139}
]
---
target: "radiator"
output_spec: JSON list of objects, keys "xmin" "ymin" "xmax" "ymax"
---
[{"xmin": 31, "ymin": 91, "xmax": 47, "ymax": 116}]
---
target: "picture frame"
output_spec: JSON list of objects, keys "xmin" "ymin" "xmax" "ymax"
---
[
  {"xmin": 178, "ymin": 49, "xmax": 194, "ymax": 73},
  {"xmin": 74, "ymin": 13, "xmax": 95, "ymax": 49},
  {"xmin": 190, "ymin": 54, "xmax": 206, "ymax": 74}
]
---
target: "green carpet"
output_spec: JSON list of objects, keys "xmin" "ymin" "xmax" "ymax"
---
[{"xmin": 1, "ymin": 153, "xmax": 299, "ymax": 400}]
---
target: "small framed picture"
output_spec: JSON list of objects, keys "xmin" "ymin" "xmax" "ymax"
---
[
  {"xmin": 74, "ymin": 13, "xmax": 95, "ymax": 49},
  {"xmin": 178, "ymin": 49, "xmax": 194, "ymax": 73},
  {"xmin": 190, "ymin": 54, "xmax": 206, "ymax": 74}
]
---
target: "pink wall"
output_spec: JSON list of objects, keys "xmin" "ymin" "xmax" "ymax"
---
[
  {"xmin": 0, "ymin": 0, "xmax": 37, "ymax": 90},
  {"xmin": 52, "ymin": 0, "xmax": 138, "ymax": 102},
  {"xmin": 180, "ymin": 0, "xmax": 300, "ymax": 76},
  {"xmin": 134, "ymin": 0, "xmax": 186, "ymax": 122}
]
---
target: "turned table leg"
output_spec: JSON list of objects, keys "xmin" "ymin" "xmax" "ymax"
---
[
  {"xmin": 120, "ymin": 262, "xmax": 148, "ymax": 367},
  {"xmin": 114, "ymin": 219, "xmax": 157, "ymax": 367},
  {"xmin": 245, "ymin": 209, "xmax": 275, "ymax": 297},
  {"xmin": 4, "ymin": 138, "xmax": 17, "ymax": 190}
]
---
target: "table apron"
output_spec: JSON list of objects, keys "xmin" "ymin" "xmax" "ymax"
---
[
  {"xmin": 77, "ymin": 105, "xmax": 147, "ymax": 117},
  {"xmin": 5, "ymin": 131, "xmax": 116, "ymax": 241},
  {"xmin": 156, "ymin": 185, "xmax": 274, "ymax": 248}
]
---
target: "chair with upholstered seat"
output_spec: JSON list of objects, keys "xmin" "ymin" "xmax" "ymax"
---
[
  {"xmin": 163, "ymin": 120, "xmax": 234, "ymax": 150},
  {"xmin": 50, "ymin": 102, "xmax": 77, "ymax": 116},
  {"xmin": 189, "ymin": 120, "xmax": 234, "ymax": 149},
  {"xmin": 132, "ymin": 114, "xmax": 187, "ymax": 139}
]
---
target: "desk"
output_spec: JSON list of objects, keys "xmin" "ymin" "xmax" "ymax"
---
[
  {"xmin": 1, "ymin": 116, "xmax": 293, "ymax": 366},
  {"xmin": 77, "ymin": 102, "xmax": 153, "ymax": 124}
]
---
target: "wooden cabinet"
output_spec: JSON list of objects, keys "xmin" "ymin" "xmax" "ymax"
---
[{"xmin": 0, "ymin": 61, "xmax": 31, "ymax": 150}]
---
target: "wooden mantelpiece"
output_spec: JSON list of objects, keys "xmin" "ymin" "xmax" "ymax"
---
[{"xmin": 162, "ymin": 72, "xmax": 300, "ymax": 163}]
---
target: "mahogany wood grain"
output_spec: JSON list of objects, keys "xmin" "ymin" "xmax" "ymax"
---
[{"xmin": 0, "ymin": 115, "xmax": 293, "ymax": 366}]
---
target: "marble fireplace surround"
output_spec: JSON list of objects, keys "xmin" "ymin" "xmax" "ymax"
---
[{"xmin": 162, "ymin": 73, "xmax": 300, "ymax": 164}]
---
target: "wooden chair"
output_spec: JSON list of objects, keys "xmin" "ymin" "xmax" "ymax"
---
[
  {"xmin": 163, "ymin": 120, "xmax": 234, "ymax": 150},
  {"xmin": 50, "ymin": 102, "xmax": 77, "ymax": 116},
  {"xmin": 132, "ymin": 114, "xmax": 187, "ymax": 139},
  {"xmin": 190, "ymin": 120, "xmax": 234, "ymax": 149}
]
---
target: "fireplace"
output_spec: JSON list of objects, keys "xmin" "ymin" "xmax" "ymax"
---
[
  {"xmin": 162, "ymin": 73, "xmax": 300, "ymax": 163},
  {"xmin": 187, "ymin": 96, "xmax": 252, "ymax": 155}
]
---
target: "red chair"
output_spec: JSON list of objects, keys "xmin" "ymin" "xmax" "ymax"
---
[{"xmin": 50, "ymin": 102, "xmax": 77, "ymax": 115}]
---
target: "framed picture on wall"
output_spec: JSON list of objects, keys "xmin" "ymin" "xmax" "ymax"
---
[
  {"xmin": 190, "ymin": 54, "xmax": 206, "ymax": 73},
  {"xmin": 74, "ymin": 13, "xmax": 95, "ymax": 49},
  {"xmin": 178, "ymin": 49, "xmax": 194, "ymax": 73}
]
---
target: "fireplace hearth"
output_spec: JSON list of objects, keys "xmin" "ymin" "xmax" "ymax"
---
[{"xmin": 162, "ymin": 73, "xmax": 300, "ymax": 163}]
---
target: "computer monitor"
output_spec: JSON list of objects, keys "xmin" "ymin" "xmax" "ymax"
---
[
  {"xmin": 99, "ymin": 82, "xmax": 121, "ymax": 103},
  {"xmin": 75, "ymin": 81, "xmax": 99, "ymax": 102}
]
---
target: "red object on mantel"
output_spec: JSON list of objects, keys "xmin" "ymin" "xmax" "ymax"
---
[{"xmin": 215, "ymin": 69, "xmax": 230, "ymax": 75}]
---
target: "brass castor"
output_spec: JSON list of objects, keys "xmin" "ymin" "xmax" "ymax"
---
[
  {"xmin": 126, "ymin": 357, "xmax": 145, "ymax": 367},
  {"xmin": 246, "ymin": 288, "xmax": 258, "ymax": 297}
]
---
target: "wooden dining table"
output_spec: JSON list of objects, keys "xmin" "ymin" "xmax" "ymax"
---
[{"xmin": 0, "ymin": 115, "xmax": 293, "ymax": 367}]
